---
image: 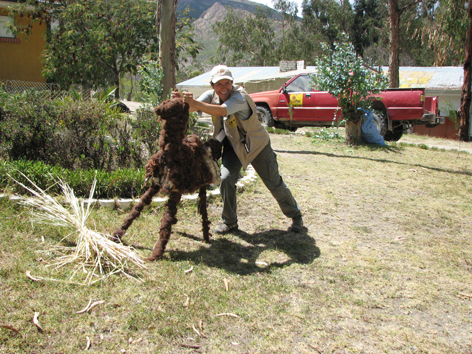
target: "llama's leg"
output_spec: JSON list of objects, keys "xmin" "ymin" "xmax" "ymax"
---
[
  {"xmin": 198, "ymin": 186, "xmax": 211, "ymax": 243},
  {"xmin": 146, "ymin": 191, "xmax": 182, "ymax": 261},
  {"xmin": 112, "ymin": 185, "xmax": 160, "ymax": 242}
]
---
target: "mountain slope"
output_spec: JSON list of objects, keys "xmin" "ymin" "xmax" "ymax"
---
[
  {"xmin": 177, "ymin": 0, "xmax": 280, "ymax": 20},
  {"xmin": 176, "ymin": 0, "xmax": 282, "ymax": 75}
]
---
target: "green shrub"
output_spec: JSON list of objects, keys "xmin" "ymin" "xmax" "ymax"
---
[
  {"xmin": 0, "ymin": 87, "xmax": 203, "ymax": 198},
  {"xmin": 134, "ymin": 104, "xmax": 162, "ymax": 158},
  {"xmin": 1, "ymin": 159, "xmax": 145, "ymax": 199},
  {"xmin": 0, "ymin": 89, "xmax": 147, "ymax": 171},
  {"xmin": 0, "ymin": 90, "xmax": 61, "ymax": 163},
  {"xmin": 313, "ymin": 128, "xmax": 344, "ymax": 141}
]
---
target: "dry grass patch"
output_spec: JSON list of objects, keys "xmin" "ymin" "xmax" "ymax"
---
[{"xmin": 1, "ymin": 131, "xmax": 472, "ymax": 353}]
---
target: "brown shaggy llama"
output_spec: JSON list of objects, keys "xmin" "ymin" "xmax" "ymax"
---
[{"xmin": 112, "ymin": 97, "xmax": 222, "ymax": 261}]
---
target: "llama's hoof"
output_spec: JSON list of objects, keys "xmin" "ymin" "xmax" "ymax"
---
[
  {"xmin": 109, "ymin": 234, "xmax": 122, "ymax": 243},
  {"xmin": 203, "ymin": 232, "xmax": 212, "ymax": 243},
  {"xmin": 144, "ymin": 255, "xmax": 162, "ymax": 262}
]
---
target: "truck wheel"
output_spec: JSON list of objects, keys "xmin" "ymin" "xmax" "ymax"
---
[
  {"xmin": 372, "ymin": 111, "xmax": 387, "ymax": 137},
  {"xmin": 256, "ymin": 106, "xmax": 275, "ymax": 127},
  {"xmin": 384, "ymin": 130, "xmax": 403, "ymax": 141}
]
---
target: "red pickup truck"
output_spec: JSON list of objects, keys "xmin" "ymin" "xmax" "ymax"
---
[{"xmin": 249, "ymin": 73, "xmax": 445, "ymax": 141}]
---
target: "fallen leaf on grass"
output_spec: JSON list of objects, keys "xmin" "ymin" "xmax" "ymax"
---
[
  {"xmin": 76, "ymin": 299, "xmax": 93, "ymax": 314},
  {"xmin": 184, "ymin": 266, "xmax": 194, "ymax": 274},
  {"xmin": 255, "ymin": 261, "xmax": 268, "ymax": 266},
  {"xmin": 192, "ymin": 325, "xmax": 201, "ymax": 336},
  {"xmin": 85, "ymin": 337, "xmax": 91, "ymax": 350},
  {"xmin": 459, "ymin": 292, "xmax": 472, "ymax": 299},
  {"xmin": 26, "ymin": 271, "xmax": 42, "ymax": 282},
  {"xmin": 223, "ymin": 278, "xmax": 229, "ymax": 292},
  {"xmin": 215, "ymin": 313, "xmax": 239, "ymax": 318},
  {"xmin": 87, "ymin": 301, "xmax": 105, "ymax": 312},
  {"xmin": 192, "ymin": 324, "xmax": 208, "ymax": 338},
  {"xmin": 76, "ymin": 300, "xmax": 105, "ymax": 314},
  {"xmin": 183, "ymin": 294, "xmax": 190, "ymax": 308},
  {"xmin": 0, "ymin": 325, "xmax": 24, "ymax": 339},
  {"xmin": 128, "ymin": 337, "xmax": 143, "ymax": 344},
  {"xmin": 33, "ymin": 312, "xmax": 43, "ymax": 332},
  {"xmin": 25, "ymin": 271, "xmax": 81, "ymax": 285},
  {"xmin": 199, "ymin": 319, "xmax": 204, "ymax": 332}
]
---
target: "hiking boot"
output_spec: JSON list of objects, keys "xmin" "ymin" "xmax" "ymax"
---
[
  {"xmin": 288, "ymin": 215, "xmax": 304, "ymax": 233},
  {"xmin": 214, "ymin": 222, "xmax": 238, "ymax": 234}
]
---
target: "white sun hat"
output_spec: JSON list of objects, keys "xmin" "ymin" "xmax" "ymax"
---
[{"xmin": 210, "ymin": 65, "xmax": 234, "ymax": 83}]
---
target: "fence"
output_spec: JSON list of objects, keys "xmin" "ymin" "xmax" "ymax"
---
[{"xmin": 0, "ymin": 80, "xmax": 92, "ymax": 100}]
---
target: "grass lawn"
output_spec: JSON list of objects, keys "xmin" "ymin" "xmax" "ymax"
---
[{"xmin": 1, "ymin": 131, "xmax": 472, "ymax": 353}]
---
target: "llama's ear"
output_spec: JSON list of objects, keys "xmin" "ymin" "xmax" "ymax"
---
[{"xmin": 154, "ymin": 106, "xmax": 162, "ymax": 116}]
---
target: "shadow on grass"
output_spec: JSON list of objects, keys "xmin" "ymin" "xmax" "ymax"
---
[
  {"xmin": 274, "ymin": 147, "xmax": 472, "ymax": 177},
  {"xmin": 168, "ymin": 229, "xmax": 320, "ymax": 275}
]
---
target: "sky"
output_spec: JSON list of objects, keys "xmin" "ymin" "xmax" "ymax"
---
[{"xmin": 249, "ymin": 0, "xmax": 304, "ymax": 16}]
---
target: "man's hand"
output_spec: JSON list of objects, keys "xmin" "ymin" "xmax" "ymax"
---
[
  {"xmin": 182, "ymin": 91, "xmax": 195, "ymax": 106},
  {"xmin": 170, "ymin": 89, "xmax": 182, "ymax": 99}
]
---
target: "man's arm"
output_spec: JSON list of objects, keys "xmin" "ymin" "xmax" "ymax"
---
[
  {"xmin": 186, "ymin": 98, "xmax": 227, "ymax": 116},
  {"xmin": 171, "ymin": 90, "xmax": 228, "ymax": 116}
]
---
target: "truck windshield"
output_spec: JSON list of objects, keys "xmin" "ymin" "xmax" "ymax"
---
[{"xmin": 285, "ymin": 75, "xmax": 313, "ymax": 93}]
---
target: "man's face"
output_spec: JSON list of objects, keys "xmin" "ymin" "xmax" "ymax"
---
[{"xmin": 212, "ymin": 79, "xmax": 233, "ymax": 102}]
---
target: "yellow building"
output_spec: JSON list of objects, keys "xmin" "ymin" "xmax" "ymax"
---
[{"xmin": 0, "ymin": 0, "xmax": 47, "ymax": 82}]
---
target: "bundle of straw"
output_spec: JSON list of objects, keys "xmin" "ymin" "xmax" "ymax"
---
[{"xmin": 8, "ymin": 173, "xmax": 145, "ymax": 285}]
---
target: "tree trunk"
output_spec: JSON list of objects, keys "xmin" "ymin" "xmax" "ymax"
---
[
  {"xmin": 458, "ymin": 0, "xmax": 472, "ymax": 142},
  {"xmin": 114, "ymin": 69, "xmax": 120, "ymax": 99},
  {"xmin": 344, "ymin": 111, "xmax": 363, "ymax": 145},
  {"xmin": 159, "ymin": 0, "xmax": 177, "ymax": 101},
  {"xmin": 388, "ymin": 0, "xmax": 400, "ymax": 88}
]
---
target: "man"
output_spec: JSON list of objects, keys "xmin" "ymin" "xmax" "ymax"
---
[{"xmin": 173, "ymin": 65, "xmax": 304, "ymax": 234}]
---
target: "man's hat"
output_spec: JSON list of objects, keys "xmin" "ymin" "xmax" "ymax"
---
[{"xmin": 210, "ymin": 65, "xmax": 233, "ymax": 83}]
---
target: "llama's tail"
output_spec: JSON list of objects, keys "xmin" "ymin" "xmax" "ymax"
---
[
  {"xmin": 112, "ymin": 184, "xmax": 160, "ymax": 242},
  {"xmin": 198, "ymin": 186, "xmax": 211, "ymax": 243}
]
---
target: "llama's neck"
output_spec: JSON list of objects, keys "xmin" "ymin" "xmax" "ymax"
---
[{"xmin": 159, "ymin": 125, "xmax": 186, "ymax": 150}]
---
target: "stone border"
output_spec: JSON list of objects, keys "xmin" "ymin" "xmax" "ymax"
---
[{"xmin": 1, "ymin": 166, "xmax": 257, "ymax": 210}]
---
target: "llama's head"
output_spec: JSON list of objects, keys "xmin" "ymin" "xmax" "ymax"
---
[{"xmin": 154, "ymin": 98, "xmax": 189, "ymax": 131}]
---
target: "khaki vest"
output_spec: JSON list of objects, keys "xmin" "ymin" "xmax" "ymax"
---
[{"xmin": 211, "ymin": 86, "xmax": 270, "ymax": 169}]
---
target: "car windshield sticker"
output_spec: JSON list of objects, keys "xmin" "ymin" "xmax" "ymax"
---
[{"xmin": 290, "ymin": 93, "xmax": 303, "ymax": 106}]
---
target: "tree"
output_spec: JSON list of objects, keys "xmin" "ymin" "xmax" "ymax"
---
[
  {"xmin": 10, "ymin": 0, "xmax": 158, "ymax": 99},
  {"xmin": 420, "ymin": 0, "xmax": 469, "ymax": 65},
  {"xmin": 279, "ymin": 21, "xmax": 323, "ymax": 64},
  {"xmin": 312, "ymin": 38, "xmax": 389, "ymax": 145},
  {"xmin": 9, "ymin": 0, "xmax": 201, "ymax": 101},
  {"xmin": 302, "ymin": 0, "xmax": 353, "ymax": 50},
  {"xmin": 272, "ymin": 0, "xmax": 298, "ymax": 58},
  {"xmin": 457, "ymin": 0, "xmax": 472, "ymax": 141},
  {"xmin": 212, "ymin": 7, "xmax": 277, "ymax": 66},
  {"xmin": 350, "ymin": 0, "xmax": 385, "ymax": 57},
  {"xmin": 387, "ymin": 0, "xmax": 420, "ymax": 87},
  {"xmin": 158, "ymin": 0, "xmax": 177, "ymax": 100}
]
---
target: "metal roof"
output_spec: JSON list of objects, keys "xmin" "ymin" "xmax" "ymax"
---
[{"xmin": 177, "ymin": 66, "xmax": 464, "ymax": 94}]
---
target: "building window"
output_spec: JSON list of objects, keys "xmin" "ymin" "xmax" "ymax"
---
[{"xmin": 0, "ymin": 15, "xmax": 15, "ymax": 38}]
